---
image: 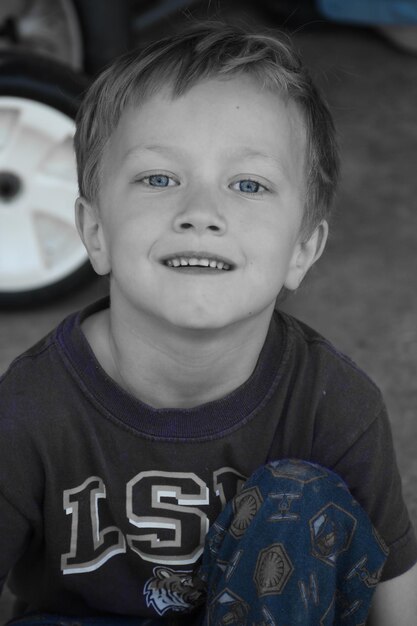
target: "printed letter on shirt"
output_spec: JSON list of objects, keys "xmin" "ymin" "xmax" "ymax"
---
[
  {"xmin": 61, "ymin": 476, "xmax": 126, "ymax": 574},
  {"xmin": 126, "ymin": 471, "xmax": 209, "ymax": 565}
]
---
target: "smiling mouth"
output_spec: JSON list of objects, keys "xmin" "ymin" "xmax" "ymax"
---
[{"xmin": 162, "ymin": 254, "xmax": 234, "ymax": 271}]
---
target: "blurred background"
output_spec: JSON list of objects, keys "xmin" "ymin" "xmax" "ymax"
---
[{"xmin": 0, "ymin": 0, "xmax": 417, "ymax": 621}]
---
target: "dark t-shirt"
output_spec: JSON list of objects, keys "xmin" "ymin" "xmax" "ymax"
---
[{"xmin": 0, "ymin": 299, "xmax": 416, "ymax": 618}]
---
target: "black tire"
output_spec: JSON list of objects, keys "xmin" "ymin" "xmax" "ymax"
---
[{"xmin": 0, "ymin": 52, "xmax": 93, "ymax": 308}]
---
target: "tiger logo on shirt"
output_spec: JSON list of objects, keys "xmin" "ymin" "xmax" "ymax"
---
[{"xmin": 144, "ymin": 565, "xmax": 205, "ymax": 615}]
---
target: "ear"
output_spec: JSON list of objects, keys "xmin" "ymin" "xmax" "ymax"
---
[
  {"xmin": 284, "ymin": 220, "xmax": 329, "ymax": 291},
  {"xmin": 75, "ymin": 196, "xmax": 111, "ymax": 275}
]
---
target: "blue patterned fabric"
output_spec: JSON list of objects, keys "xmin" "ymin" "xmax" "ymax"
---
[
  {"xmin": 198, "ymin": 460, "xmax": 388, "ymax": 625},
  {"xmin": 8, "ymin": 461, "xmax": 388, "ymax": 626}
]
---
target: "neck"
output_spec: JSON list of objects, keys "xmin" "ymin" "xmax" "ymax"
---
[{"xmin": 85, "ymin": 298, "xmax": 275, "ymax": 409}]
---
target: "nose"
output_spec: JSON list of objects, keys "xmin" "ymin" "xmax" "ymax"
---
[{"xmin": 172, "ymin": 191, "xmax": 227, "ymax": 235}]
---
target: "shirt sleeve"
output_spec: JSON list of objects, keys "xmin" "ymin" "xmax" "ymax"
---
[{"xmin": 323, "ymin": 403, "xmax": 417, "ymax": 581}]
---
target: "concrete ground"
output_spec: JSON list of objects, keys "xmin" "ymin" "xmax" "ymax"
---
[{"xmin": 1, "ymin": 10, "xmax": 416, "ymax": 623}]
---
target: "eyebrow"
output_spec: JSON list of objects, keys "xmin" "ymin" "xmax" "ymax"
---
[
  {"xmin": 123, "ymin": 145, "xmax": 179, "ymax": 161},
  {"xmin": 230, "ymin": 148, "xmax": 285, "ymax": 168}
]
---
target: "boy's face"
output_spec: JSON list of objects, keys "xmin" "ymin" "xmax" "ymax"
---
[{"xmin": 79, "ymin": 75, "xmax": 325, "ymax": 332}]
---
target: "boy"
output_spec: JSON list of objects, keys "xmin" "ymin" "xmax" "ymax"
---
[{"xmin": 1, "ymin": 22, "xmax": 416, "ymax": 625}]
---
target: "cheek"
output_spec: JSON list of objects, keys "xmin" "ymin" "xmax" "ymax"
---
[
  {"xmin": 243, "ymin": 231, "xmax": 297, "ymax": 294},
  {"xmin": 244, "ymin": 225, "xmax": 293, "ymax": 269},
  {"xmin": 107, "ymin": 215, "xmax": 158, "ymax": 258}
]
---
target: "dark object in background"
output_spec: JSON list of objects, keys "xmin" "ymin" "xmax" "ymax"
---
[{"xmin": 73, "ymin": 0, "xmax": 130, "ymax": 74}]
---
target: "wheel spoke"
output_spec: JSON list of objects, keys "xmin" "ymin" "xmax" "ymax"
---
[
  {"xmin": 38, "ymin": 134, "xmax": 76, "ymax": 183},
  {"xmin": 0, "ymin": 210, "xmax": 45, "ymax": 281},
  {"xmin": 0, "ymin": 105, "xmax": 51, "ymax": 175},
  {"xmin": 30, "ymin": 173, "xmax": 78, "ymax": 227},
  {"xmin": 0, "ymin": 106, "xmax": 20, "ymax": 154},
  {"xmin": 33, "ymin": 211, "xmax": 82, "ymax": 271},
  {"xmin": 0, "ymin": 98, "xmax": 75, "ymax": 179}
]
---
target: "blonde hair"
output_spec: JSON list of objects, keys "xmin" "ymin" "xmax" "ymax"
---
[{"xmin": 74, "ymin": 21, "xmax": 339, "ymax": 231}]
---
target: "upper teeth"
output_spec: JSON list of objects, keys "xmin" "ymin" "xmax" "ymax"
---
[{"xmin": 165, "ymin": 257, "xmax": 231, "ymax": 270}]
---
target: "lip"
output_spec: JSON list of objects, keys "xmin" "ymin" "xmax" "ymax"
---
[{"xmin": 160, "ymin": 251, "xmax": 236, "ymax": 269}]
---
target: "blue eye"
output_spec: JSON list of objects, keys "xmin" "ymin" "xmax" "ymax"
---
[
  {"xmin": 137, "ymin": 173, "xmax": 178, "ymax": 189},
  {"xmin": 148, "ymin": 174, "xmax": 171, "ymax": 187},
  {"xmin": 239, "ymin": 179, "xmax": 260, "ymax": 193},
  {"xmin": 231, "ymin": 179, "xmax": 267, "ymax": 194}
]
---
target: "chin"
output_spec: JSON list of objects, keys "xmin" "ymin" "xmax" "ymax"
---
[
  {"xmin": 171, "ymin": 317, "xmax": 229, "ymax": 333},
  {"xmin": 165, "ymin": 308, "xmax": 237, "ymax": 333}
]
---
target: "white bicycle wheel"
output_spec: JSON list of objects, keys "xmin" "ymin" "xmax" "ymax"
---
[
  {"xmin": 0, "ymin": 53, "xmax": 92, "ymax": 306},
  {"xmin": 0, "ymin": 97, "xmax": 87, "ymax": 291}
]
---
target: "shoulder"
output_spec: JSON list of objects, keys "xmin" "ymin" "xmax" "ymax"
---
[
  {"xmin": 0, "ymin": 327, "xmax": 58, "ymax": 394},
  {"xmin": 0, "ymin": 305, "xmax": 85, "ymax": 422},
  {"xmin": 278, "ymin": 309, "xmax": 374, "ymax": 373},
  {"xmin": 275, "ymin": 308, "xmax": 383, "ymax": 408},
  {"xmin": 272, "ymin": 309, "xmax": 386, "ymax": 460},
  {"xmin": 0, "ymin": 298, "xmax": 108, "ymax": 401}
]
